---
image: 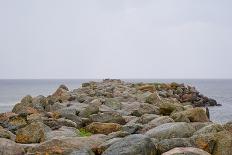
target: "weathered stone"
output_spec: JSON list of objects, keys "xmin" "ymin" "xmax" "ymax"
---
[
  {"xmin": 140, "ymin": 116, "xmax": 174, "ymax": 133},
  {"xmin": 0, "ymin": 128, "xmax": 16, "ymax": 140},
  {"xmin": 190, "ymin": 133, "xmax": 216, "ymax": 154},
  {"xmin": 46, "ymin": 126, "xmax": 78, "ymax": 140},
  {"xmin": 28, "ymin": 134, "xmax": 106, "ymax": 154},
  {"xmin": 144, "ymin": 92, "xmax": 161, "ymax": 105},
  {"xmin": 162, "ymin": 147, "xmax": 211, "ymax": 155},
  {"xmin": 138, "ymin": 85, "xmax": 156, "ymax": 92},
  {"xmin": 104, "ymin": 98, "xmax": 122, "ymax": 110},
  {"xmin": 15, "ymin": 122, "xmax": 51, "ymax": 143},
  {"xmin": 223, "ymin": 121, "xmax": 232, "ymax": 133},
  {"xmin": 137, "ymin": 114, "xmax": 160, "ymax": 124},
  {"xmin": 89, "ymin": 112, "xmax": 126, "ymax": 125},
  {"xmin": 157, "ymin": 138, "xmax": 192, "ymax": 154},
  {"xmin": 59, "ymin": 114, "xmax": 83, "ymax": 128},
  {"xmin": 0, "ymin": 138, "xmax": 25, "ymax": 155},
  {"xmin": 211, "ymin": 131, "xmax": 232, "ymax": 155},
  {"xmin": 102, "ymin": 134, "xmax": 157, "ymax": 155},
  {"xmin": 171, "ymin": 107, "xmax": 209, "ymax": 122},
  {"xmin": 96, "ymin": 138, "xmax": 122, "ymax": 154},
  {"xmin": 85, "ymin": 122, "xmax": 121, "ymax": 135},
  {"xmin": 159, "ymin": 100, "xmax": 184, "ymax": 115},
  {"xmin": 193, "ymin": 123, "xmax": 224, "ymax": 135},
  {"xmin": 79, "ymin": 105, "xmax": 99, "ymax": 118},
  {"xmin": 145, "ymin": 122, "xmax": 195, "ymax": 140},
  {"xmin": 52, "ymin": 86, "xmax": 72, "ymax": 102},
  {"xmin": 131, "ymin": 103, "xmax": 160, "ymax": 117}
]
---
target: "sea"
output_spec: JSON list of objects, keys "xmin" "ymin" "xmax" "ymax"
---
[{"xmin": 0, "ymin": 79, "xmax": 231, "ymax": 124}]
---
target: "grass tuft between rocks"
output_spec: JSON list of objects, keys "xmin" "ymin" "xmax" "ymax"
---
[{"xmin": 78, "ymin": 128, "xmax": 92, "ymax": 137}]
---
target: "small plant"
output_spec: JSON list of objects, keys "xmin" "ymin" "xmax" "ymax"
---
[{"xmin": 78, "ymin": 128, "xmax": 92, "ymax": 137}]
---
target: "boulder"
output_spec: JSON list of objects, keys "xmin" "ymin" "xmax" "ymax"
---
[
  {"xmin": 7, "ymin": 115, "xmax": 27, "ymax": 132},
  {"xmin": 122, "ymin": 123, "xmax": 142, "ymax": 134},
  {"xmin": 211, "ymin": 131, "xmax": 232, "ymax": 155},
  {"xmin": 0, "ymin": 138, "xmax": 25, "ymax": 155},
  {"xmin": 102, "ymin": 134, "xmax": 157, "ymax": 155},
  {"xmin": 145, "ymin": 122, "xmax": 195, "ymax": 140},
  {"xmin": 104, "ymin": 98, "xmax": 122, "ymax": 110},
  {"xmin": 15, "ymin": 122, "xmax": 51, "ymax": 143},
  {"xmin": 137, "ymin": 114, "xmax": 160, "ymax": 124},
  {"xmin": 159, "ymin": 100, "xmax": 184, "ymax": 115},
  {"xmin": 131, "ymin": 103, "xmax": 160, "ymax": 117},
  {"xmin": 79, "ymin": 105, "xmax": 99, "ymax": 118},
  {"xmin": 171, "ymin": 107, "xmax": 209, "ymax": 122},
  {"xmin": 162, "ymin": 147, "xmax": 211, "ymax": 155},
  {"xmin": 144, "ymin": 92, "xmax": 161, "ymax": 105},
  {"xmin": 28, "ymin": 134, "xmax": 107, "ymax": 154},
  {"xmin": 59, "ymin": 114, "xmax": 83, "ymax": 128},
  {"xmin": 46, "ymin": 126, "xmax": 78, "ymax": 140},
  {"xmin": 157, "ymin": 138, "xmax": 193, "ymax": 154},
  {"xmin": 190, "ymin": 133, "xmax": 216, "ymax": 154},
  {"xmin": 140, "ymin": 116, "xmax": 174, "ymax": 133},
  {"xmin": 193, "ymin": 123, "xmax": 224, "ymax": 135},
  {"xmin": 85, "ymin": 122, "xmax": 121, "ymax": 135},
  {"xmin": 223, "ymin": 121, "xmax": 232, "ymax": 133},
  {"xmin": 0, "ymin": 128, "xmax": 16, "ymax": 140},
  {"xmin": 96, "ymin": 138, "xmax": 122, "ymax": 154},
  {"xmin": 52, "ymin": 85, "xmax": 72, "ymax": 102},
  {"xmin": 89, "ymin": 112, "xmax": 126, "ymax": 125},
  {"xmin": 138, "ymin": 85, "xmax": 156, "ymax": 92}
]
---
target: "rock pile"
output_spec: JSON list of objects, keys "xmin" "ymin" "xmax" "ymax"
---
[{"xmin": 0, "ymin": 79, "xmax": 230, "ymax": 155}]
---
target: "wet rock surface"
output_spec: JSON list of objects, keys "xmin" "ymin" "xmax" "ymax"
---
[{"xmin": 0, "ymin": 79, "xmax": 228, "ymax": 155}]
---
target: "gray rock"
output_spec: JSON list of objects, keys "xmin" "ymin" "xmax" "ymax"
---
[
  {"xmin": 104, "ymin": 98, "xmax": 122, "ymax": 110},
  {"xmin": 46, "ymin": 126, "xmax": 78, "ymax": 140},
  {"xmin": 162, "ymin": 147, "xmax": 211, "ymax": 155},
  {"xmin": 137, "ymin": 114, "xmax": 160, "ymax": 124},
  {"xmin": 0, "ymin": 128, "xmax": 16, "ymax": 140},
  {"xmin": 131, "ymin": 103, "xmax": 160, "ymax": 117},
  {"xmin": 193, "ymin": 123, "xmax": 224, "ymax": 135},
  {"xmin": 15, "ymin": 121, "xmax": 51, "ymax": 144},
  {"xmin": 157, "ymin": 138, "xmax": 192, "ymax": 154},
  {"xmin": 145, "ymin": 122, "xmax": 195, "ymax": 140},
  {"xmin": 69, "ymin": 148, "xmax": 95, "ymax": 155},
  {"xmin": 79, "ymin": 105, "xmax": 99, "ymax": 118},
  {"xmin": 140, "ymin": 116, "xmax": 174, "ymax": 133},
  {"xmin": 102, "ymin": 134, "xmax": 157, "ymax": 155},
  {"xmin": 89, "ymin": 112, "xmax": 126, "ymax": 125},
  {"xmin": 0, "ymin": 138, "xmax": 25, "ymax": 155}
]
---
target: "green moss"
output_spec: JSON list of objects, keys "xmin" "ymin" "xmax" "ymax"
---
[{"xmin": 78, "ymin": 128, "xmax": 92, "ymax": 137}]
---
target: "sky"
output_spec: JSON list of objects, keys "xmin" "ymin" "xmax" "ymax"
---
[{"xmin": 0, "ymin": 0, "xmax": 232, "ymax": 79}]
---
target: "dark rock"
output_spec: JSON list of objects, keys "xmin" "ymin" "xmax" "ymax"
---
[{"xmin": 102, "ymin": 134, "xmax": 157, "ymax": 155}]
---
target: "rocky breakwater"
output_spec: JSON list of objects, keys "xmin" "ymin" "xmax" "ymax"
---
[{"xmin": 0, "ymin": 79, "xmax": 230, "ymax": 155}]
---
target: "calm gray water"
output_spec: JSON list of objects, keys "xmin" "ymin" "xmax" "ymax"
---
[{"xmin": 0, "ymin": 79, "xmax": 231, "ymax": 124}]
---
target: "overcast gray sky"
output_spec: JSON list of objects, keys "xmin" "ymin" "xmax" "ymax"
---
[{"xmin": 0, "ymin": 0, "xmax": 232, "ymax": 79}]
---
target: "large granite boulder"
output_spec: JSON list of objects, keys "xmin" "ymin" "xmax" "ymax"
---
[
  {"xmin": 102, "ymin": 134, "xmax": 157, "ymax": 155},
  {"xmin": 171, "ymin": 107, "xmax": 209, "ymax": 122},
  {"xmin": 85, "ymin": 122, "xmax": 121, "ymax": 135},
  {"xmin": 28, "ymin": 134, "xmax": 107, "ymax": 154},
  {"xmin": 140, "ymin": 116, "xmax": 174, "ymax": 133},
  {"xmin": 157, "ymin": 138, "xmax": 192, "ymax": 154},
  {"xmin": 145, "ymin": 122, "xmax": 195, "ymax": 140},
  {"xmin": 162, "ymin": 147, "xmax": 211, "ymax": 155},
  {"xmin": 46, "ymin": 126, "xmax": 78, "ymax": 140},
  {"xmin": 0, "ymin": 138, "xmax": 25, "ymax": 155},
  {"xmin": 89, "ymin": 112, "xmax": 126, "ymax": 125},
  {"xmin": 159, "ymin": 100, "xmax": 184, "ymax": 115},
  {"xmin": 193, "ymin": 123, "xmax": 224, "ymax": 135},
  {"xmin": 15, "ymin": 122, "xmax": 51, "ymax": 143},
  {"xmin": 0, "ymin": 128, "xmax": 15, "ymax": 140},
  {"xmin": 79, "ymin": 105, "xmax": 99, "ymax": 118}
]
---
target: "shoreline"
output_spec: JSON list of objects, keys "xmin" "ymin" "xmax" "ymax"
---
[{"xmin": 0, "ymin": 79, "xmax": 231, "ymax": 154}]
